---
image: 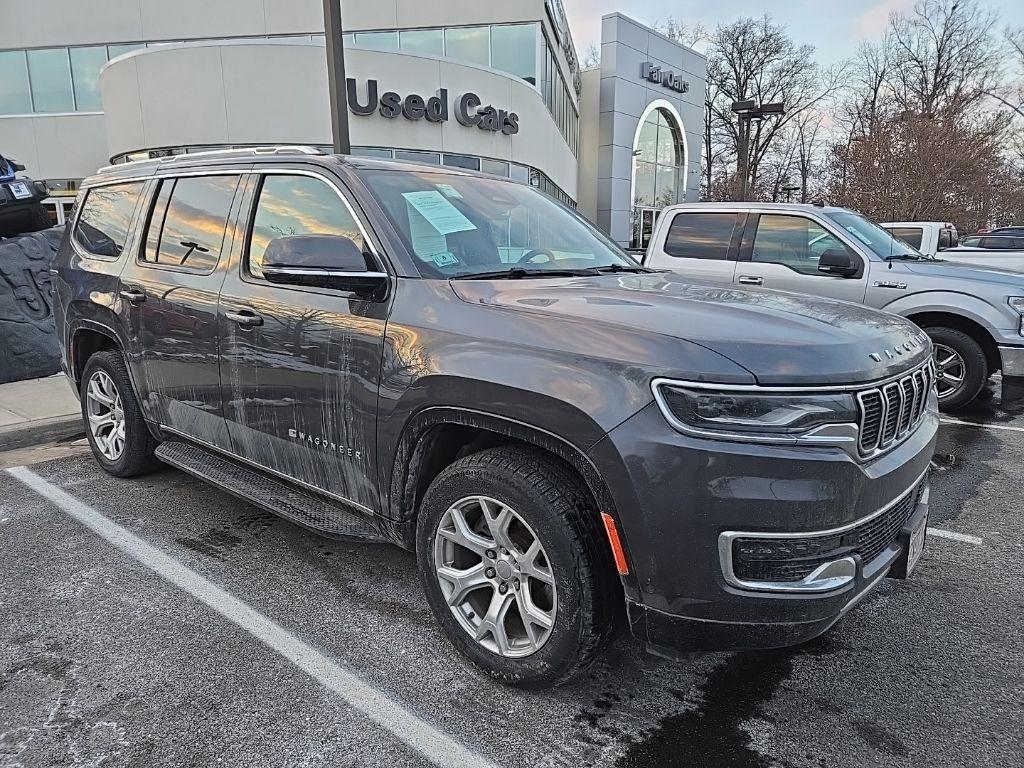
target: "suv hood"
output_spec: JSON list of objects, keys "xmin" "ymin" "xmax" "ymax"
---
[{"xmin": 451, "ymin": 273, "xmax": 930, "ymax": 386}]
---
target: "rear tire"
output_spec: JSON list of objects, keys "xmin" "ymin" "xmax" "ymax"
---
[
  {"xmin": 80, "ymin": 350, "xmax": 160, "ymax": 477},
  {"xmin": 924, "ymin": 326, "xmax": 987, "ymax": 412},
  {"xmin": 416, "ymin": 446, "xmax": 617, "ymax": 688}
]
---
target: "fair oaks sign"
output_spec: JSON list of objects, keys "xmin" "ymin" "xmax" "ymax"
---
[{"xmin": 346, "ymin": 79, "xmax": 520, "ymax": 135}]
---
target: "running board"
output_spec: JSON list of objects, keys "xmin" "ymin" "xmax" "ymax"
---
[{"xmin": 155, "ymin": 440, "xmax": 385, "ymax": 541}]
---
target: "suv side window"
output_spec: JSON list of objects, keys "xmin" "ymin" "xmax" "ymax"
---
[
  {"xmin": 140, "ymin": 175, "xmax": 239, "ymax": 272},
  {"xmin": 247, "ymin": 174, "xmax": 366, "ymax": 279},
  {"xmin": 72, "ymin": 182, "xmax": 145, "ymax": 259},
  {"xmin": 752, "ymin": 215, "xmax": 857, "ymax": 276},
  {"xmin": 663, "ymin": 212, "xmax": 742, "ymax": 260}
]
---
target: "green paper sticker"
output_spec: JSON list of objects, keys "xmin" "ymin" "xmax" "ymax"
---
[{"xmin": 402, "ymin": 190, "xmax": 476, "ymax": 235}]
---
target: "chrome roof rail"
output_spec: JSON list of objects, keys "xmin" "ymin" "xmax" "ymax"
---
[{"xmin": 97, "ymin": 145, "xmax": 326, "ymax": 174}]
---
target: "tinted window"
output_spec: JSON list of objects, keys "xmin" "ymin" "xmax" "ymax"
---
[
  {"xmin": 490, "ymin": 24, "xmax": 537, "ymax": 82},
  {"xmin": 26, "ymin": 48, "xmax": 74, "ymax": 113},
  {"xmin": 890, "ymin": 227, "xmax": 923, "ymax": 249},
  {"xmin": 980, "ymin": 237, "xmax": 1023, "ymax": 250},
  {"xmin": 445, "ymin": 27, "xmax": 490, "ymax": 66},
  {"xmin": 142, "ymin": 175, "xmax": 238, "ymax": 272},
  {"xmin": 664, "ymin": 212, "xmax": 742, "ymax": 260},
  {"xmin": 248, "ymin": 175, "xmax": 366, "ymax": 279},
  {"xmin": 399, "ymin": 29, "xmax": 443, "ymax": 56},
  {"xmin": 73, "ymin": 182, "xmax": 145, "ymax": 258},
  {"xmin": 0, "ymin": 50, "xmax": 32, "ymax": 114},
  {"xmin": 69, "ymin": 46, "xmax": 108, "ymax": 111},
  {"xmin": 752, "ymin": 215, "xmax": 856, "ymax": 276},
  {"xmin": 961, "ymin": 236, "xmax": 981, "ymax": 247}
]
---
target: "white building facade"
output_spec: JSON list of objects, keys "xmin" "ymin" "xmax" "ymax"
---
[{"xmin": 0, "ymin": 0, "xmax": 705, "ymax": 246}]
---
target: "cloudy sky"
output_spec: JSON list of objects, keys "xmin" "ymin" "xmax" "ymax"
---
[{"xmin": 563, "ymin": 0, "xmax": 1024, "ymax": 64}]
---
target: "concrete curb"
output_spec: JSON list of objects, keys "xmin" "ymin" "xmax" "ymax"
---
[{"xmin": 0, "ymin": 414, "xmax": 86, "ymax": 453}]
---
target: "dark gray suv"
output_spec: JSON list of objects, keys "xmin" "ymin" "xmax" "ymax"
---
[{"xmin": 54, "ymin": 147, "xmax": 938, "ymax": 687}]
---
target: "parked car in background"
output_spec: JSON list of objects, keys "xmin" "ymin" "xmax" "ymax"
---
[
  {"xmin": 55, "ymin": 148, "xmax": 937, "ymax": 688},
  {"xmin": 959, "ymin": 235, "xmax": 1024, "ymax": 250},
  {"xmin": 0, "ymin": 153, "xmax": 50, "ymax": 237},
  {"xmin": 980, "ymin": 226, "xmax": 1024, "ymax": 237},
  {"xmin": 881, "ymin": 221, "xmax": 958, "ymax": 257},
  {"xmin": 645, "ymin": 202, "xmax": 1024, "ymax": 411}
]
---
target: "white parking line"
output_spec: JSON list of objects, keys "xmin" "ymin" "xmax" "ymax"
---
[
  {"xmin": 927, "ymin": 527, "xmax": 983, "ymax": 545},
  {"xmin": 6, "ymin": 465, "xmax": 498, "ymax": 768},
  {"xmin": 940, "ymin": 418, "xmax": 1024, "ymax": 434}
]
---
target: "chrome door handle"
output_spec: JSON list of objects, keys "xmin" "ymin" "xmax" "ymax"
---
[
  {"xmin": 738, "ymin": 275, "xmax": 763, "ymax": 286},
  {"xmin": 225, "ymin": 309, "xmax": 263, "ymax": 328},
  {"xmin": 119, "ymin": 288, "xmax": 146, "ymax": 304}
]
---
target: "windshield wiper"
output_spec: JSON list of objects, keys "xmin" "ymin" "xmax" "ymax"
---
[
  {"xmin": 884, "ymin": 253, "xmax": 923, "ymax": 261},
  {"xmin": 451, "ymin": 267, "xmax": 601, "ymax": 280},
  {"xmin": 593, "ymin": 263, "xmax": 653, "ymax": 273}
]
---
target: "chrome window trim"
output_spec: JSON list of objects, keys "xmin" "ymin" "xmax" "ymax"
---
[
  {"xmin": 718, "ymin": 469, "xmax": 929, "ymax": 594},
  {"xmin": 262, "ymin": 267, "xmax": 388, "ymax": 280}
]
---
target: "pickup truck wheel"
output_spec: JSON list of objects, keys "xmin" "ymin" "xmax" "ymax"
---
[
  {"xmin": 416, "ymin": 446, "xmax": 616, "ymax": 688},
  {"xmin": 924, "ymin": 327, "xmax": 987, "ymax": 411},
  {"xmin": 80, "ymin": 351, "xmax": 159, "ymax": 477}
]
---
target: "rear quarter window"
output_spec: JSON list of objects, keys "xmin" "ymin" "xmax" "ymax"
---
[
  {"xmin": 663, "ymin": 212, "xmax": 742, "ymax": 260},
  {"xmin": 889, "ymin": 227, "xmax": 923, "ymax": 249},
  {"xmin": 72, "ymin": 182, "xmax": 145, "ymax": 259}
]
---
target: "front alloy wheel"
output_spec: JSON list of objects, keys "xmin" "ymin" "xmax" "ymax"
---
[
  {"xmin": 933, "ymin": 343, "xmax": 967, "ymax": 402},
  {"xmin": 86, "ymin": 369, "xmax": 125, "ymax": 460},
  {"xmin": 433, "ymin": 495, "xmax": 557, "ymax": 658}
]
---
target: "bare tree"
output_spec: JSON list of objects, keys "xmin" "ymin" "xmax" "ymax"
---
[
  {"xmin": 703, "ymin": 15, "xmax": 841, "ymax": 200},
  {"xmin": 582, "ymin": 43, "xmax": 600, "ymax": 69}
]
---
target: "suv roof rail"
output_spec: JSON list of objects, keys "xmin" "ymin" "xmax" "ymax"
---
[{"xmin": 96, "ymin": 145, "xmax": 327, "ymax": 174}]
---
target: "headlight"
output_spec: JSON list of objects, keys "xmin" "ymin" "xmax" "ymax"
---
[
  {"xmin": 1009, "ymin": 297, "xmax": 1024, "ymax": 336},
  {"xmin": 653, "ymin": 382, "xmax": 858, "ymax": 439}
]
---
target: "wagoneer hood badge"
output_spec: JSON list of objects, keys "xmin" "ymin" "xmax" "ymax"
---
[{"xmin": 870, "ymin": 338, "xmax": 922, "ymax": 362}]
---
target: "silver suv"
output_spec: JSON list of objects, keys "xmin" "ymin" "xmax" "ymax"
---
[{"xmin": 644, "ymin": 202, "xmax": 1024, "ymax": 410}]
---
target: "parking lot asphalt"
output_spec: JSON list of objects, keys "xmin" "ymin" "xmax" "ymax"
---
[{"xmin": 2, "ymin": 383, "xmax": 1022, "ymax": 768}]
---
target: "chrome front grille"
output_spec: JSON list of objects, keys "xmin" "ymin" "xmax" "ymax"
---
[{"xmin": 857, "ymin": 360, "xmax": 934, "ymax": 456}]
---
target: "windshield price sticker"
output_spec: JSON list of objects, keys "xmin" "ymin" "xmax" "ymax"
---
[{"xmin": 402, "ymin": 191, "xmax": 476, "ymax": 235}]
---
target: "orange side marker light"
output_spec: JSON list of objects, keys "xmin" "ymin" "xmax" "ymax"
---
[{"xmin": 600, "ymin": 512, "xmax": 630, "ymax": 575}]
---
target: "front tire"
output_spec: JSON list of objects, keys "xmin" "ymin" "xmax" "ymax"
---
[
  {"xmin": 924, "ymin": 327, "xmax": 988, "ymax": 411},
  {"xmin": 80, "ymin": 350, "xmax": 159, "ymax": 477},
  {"xmin": 416, "ymin": 446, "xmax": 617, "ymax": 688}
]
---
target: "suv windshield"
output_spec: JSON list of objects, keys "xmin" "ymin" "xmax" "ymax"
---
[
  {"xmin": 826, "ymin": 211, "xmax": 931, "ymax": 260},
  {"xmin": 361, "ymin": 169, "xmax": 641, "ymax": 278}
]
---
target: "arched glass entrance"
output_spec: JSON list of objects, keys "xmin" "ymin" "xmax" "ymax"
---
[{"xmin": 630, "ymin": 102, "xmax": 686, "ymax": 249}]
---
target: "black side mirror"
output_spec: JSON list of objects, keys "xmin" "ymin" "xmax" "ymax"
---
[
  {"xmin": 12, "ymin": 162, "xmax": 26, "ymax": 172},
  {"xmin": 262, "ymin": 235, "xmax": 387, "ymax": 299},
  {"xmin": 817, "ymin": 248, "xmax": 858, "ymax": 277}
]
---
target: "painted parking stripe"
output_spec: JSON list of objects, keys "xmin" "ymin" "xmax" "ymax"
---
[
  {"xmin": 6, "ymin": 465, "xmax": 498, "ymax": 768},
  {"xmin": 927, "ymin": 527, "xmax": 983, "ymax": 545},
  {"xmin": 940, "ymin": 418, "xmax": 1024, "ymax": 434}
]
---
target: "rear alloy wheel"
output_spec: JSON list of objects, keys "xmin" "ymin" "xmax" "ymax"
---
[
  {"xmin": 80, "ymin": 351, "xmax": 160, "ymax": 477},
  {"xmin": 924, "ymin": 326, "xmax": 987, "ymax": 411},
  {"xmin": 417, "ymin": 446, "xmax": 617, "ymax": 688}
]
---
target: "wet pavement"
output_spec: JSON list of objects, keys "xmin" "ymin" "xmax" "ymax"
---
[{"xmin": 1, "ymin": 380, "xmax": 1021, "ymax": 767}]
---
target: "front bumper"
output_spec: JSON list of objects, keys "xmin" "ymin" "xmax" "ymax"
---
[
  {"xmin": 999, "ymin": 345, "xmax": 1024, "ymax": 401},
  {"xmin": 588, "ymin": 399, "xmax": 938, "ymax": 653}
]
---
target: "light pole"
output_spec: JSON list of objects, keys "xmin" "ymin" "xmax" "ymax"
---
[
  {"xmin": 323, "ymin": 0, "xmax": 351, "ymax": 154},
  {"xmin": 782, "ymin": 183, "xmax": 800, "ymax": 203},
  {"xmin": 731, "ymin": 100, "xmax": 785, "ymax": 201}
]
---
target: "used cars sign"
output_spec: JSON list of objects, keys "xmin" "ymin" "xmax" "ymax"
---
[{"xmin": 346, "ymin": 79, "xmax": 520, "ymax": 135}]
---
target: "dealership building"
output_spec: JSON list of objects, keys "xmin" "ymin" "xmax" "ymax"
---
[{"xmin": 0, "ymin": 0, "xmax": 705, "ymax": 247}]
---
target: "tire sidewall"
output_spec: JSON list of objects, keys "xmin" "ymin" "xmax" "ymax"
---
[
  {"xmin": 416, "ymin": 461, "xmax": 589, "ymax": 687},
  {"xmin": 924, "ymin": 327, "xmax": 987, "ymax": 411}
]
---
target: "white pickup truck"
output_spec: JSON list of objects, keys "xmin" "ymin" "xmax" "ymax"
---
[{"xmin": 882, "ymin": 220, "xmax": 1024, "ymax": 271}]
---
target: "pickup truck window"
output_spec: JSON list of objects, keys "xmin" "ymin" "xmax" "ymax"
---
[
  {"xmin": 362, "ymin": 169, "xmax": 635, "ymax": 278},
  {"xmin": 751, "ymin": 214, "xmax": 855, "ymax": 275},
  {"xmin": 140, "ymin": 175, "xmax": 238, "ymax": 272},
  {"xmin": 663, "ymin": 212, "xmax": 742, "ymax": 260},
  {"xmin": 248, "ymin": 175, "xmax": 366, "ymax": 279},
  {"xmin": 72, "ymin": 181, "xmax": 144, "ymax": 259},
  {"xmin": 889, "ymin": 227, "xmax": 924, "ymax": 249},
  {"xmin": 827, "ymin": 211, "xmax": 922, "ymax": 259}
]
